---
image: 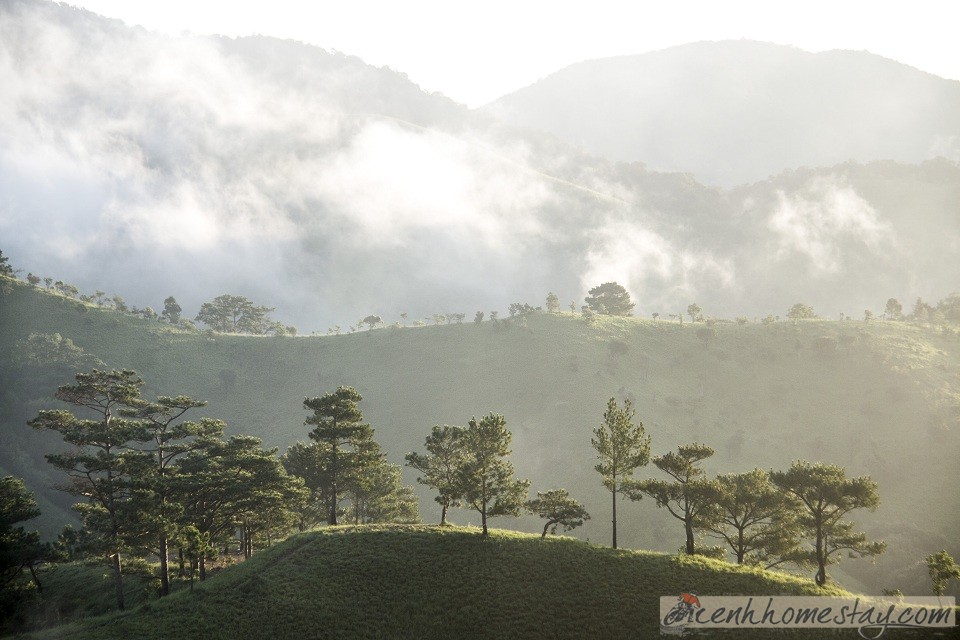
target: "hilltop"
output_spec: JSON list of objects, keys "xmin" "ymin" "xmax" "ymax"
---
[
  {"xmin": 23, "ymin": 525, "xmax": 851, "ymax": 639},
  {"xmin": 2, "ymin": 279, "xmax": 958, "ymax": 595},
  {"xmin": 483, "ymin": 40, "xmax": 960, "ymax": 186}
]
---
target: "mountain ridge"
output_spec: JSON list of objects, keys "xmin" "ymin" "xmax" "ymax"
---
[{"xmin": 483, "ymin": 39, "xmax": 960, "ymax": 186}]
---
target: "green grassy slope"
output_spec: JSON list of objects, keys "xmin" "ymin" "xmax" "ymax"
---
[
  {"xmin": 26, "ymin": 526, "xmax": 855, "ymax": 640},
  {"xmin": 2, "ymin": 279, "xmax": 959, "ymax": 594}
]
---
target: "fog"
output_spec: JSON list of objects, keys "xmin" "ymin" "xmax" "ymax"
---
[{"xmin": 2, "ymin": 0, "xmax": 959, "ymax": 333}]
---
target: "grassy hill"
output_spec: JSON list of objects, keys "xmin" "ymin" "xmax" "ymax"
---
[
  {"xmin": 2, "ymin": 279, "xmax": 959, "ymax": 595},
  {"xmin": 21, "ymin": 525, "xmax": 860, "ymax": 640}
]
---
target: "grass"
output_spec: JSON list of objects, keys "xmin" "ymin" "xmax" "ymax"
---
[
  {"xmin": 20, "ymin": 525, "xmax": 865, "ymax": 640},
  {"xmin": 2, "ymin": 278, "xmax": 959, "ymax": 596}
]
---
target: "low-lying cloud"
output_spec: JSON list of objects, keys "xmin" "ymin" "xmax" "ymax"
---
[
  {"xmin": 768, "ymin": 177, "xmax": 895, "ymax": 273},
  {"xmin": 2, "ymin": 0, "xmax": 956, "ymax": 330}
]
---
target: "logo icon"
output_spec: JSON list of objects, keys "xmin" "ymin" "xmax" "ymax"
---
[{"xmin": 661, "ymin": 592, "xmax": 701, "ymax": 635}]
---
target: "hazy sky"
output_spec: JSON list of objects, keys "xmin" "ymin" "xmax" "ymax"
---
[{"xmin": 65, "ymin": 0, "xmax": 959, "ymax": 107}]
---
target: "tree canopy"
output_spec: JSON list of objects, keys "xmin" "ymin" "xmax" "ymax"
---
[
  {"xmin": 584, "ymin": 282, "xmax": 635, "ymax": 316},
  {"xmin": 456, "ymin": 414, "xmax": 529, "ymax": 536},
  {"xmin": 525, "ymin": 489, "xmax": 590, "ymax": 539},
  {"xmin": 591, "ymin": 398, "xmax": 650, "ymax": 548},
  {"xmin": 0, "ymin": 477, "xmax": 46, "ymax": 595},
  {"xmin": 28, "ymin": 369, "xmax": 150, "ymax": 610},
  {"xmin": 0, "ymin": 250, "xmax": 13, "ymax": 277},
  {"xmin": 405, "ymin": 425, "xmax": 467, "ymax": 525},
  {"xmin": 194, "ymin": 294, "xmax": 276, "ymax": 334},
  {"xmin": 770, "ymin": 461, "xmax": 885, "ymax": 586},
  {"xmin": 786, "ymin": 303, "xmax": 817, "ymax": 320},
  {"xmin": 302, "ymin": 387, "xmax": 373, "ymax": 525},
  {"xmin": 626, "ymin": 442, "xmax": 717, "ymax": 555},
  {"xmin": 704, "ymin": 468, "xmax": 805, "ymax": 567},
  {"xmin": 926, "ymin": 550, "xmax": 960, "ymax": 596}
]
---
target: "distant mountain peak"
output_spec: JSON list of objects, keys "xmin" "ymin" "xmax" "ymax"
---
[{"xmin": 483, "ymin": 40, "xmax": 960, "ymax": 186}]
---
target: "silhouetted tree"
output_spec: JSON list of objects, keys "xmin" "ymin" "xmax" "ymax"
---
[
  {"xmin": 362, "ymin": 315, "xmax": 382, "ymax": 330},
  {"xmin": 885, "ymin": 298, "xmax": 903, "ymax": 320},
  {"xmin": 280, "ymin": 442, "xmax": 328, "ymax": 531},
  {"xmin": 302, "ymin": 387, "xmax": 371, "ymax": 525},
  {"xmin": 0, "ymin": 477, "xmax": 47, "ymax": 594},
  {"xmin": 195, "ymin": 294, "xmax": 275, "ymax": 334},
  {"xmin": 0, "ymin": 250, "xmax": 13, "ymax": 277},
  {"xmin": 627, "ymin": 443, "xmax": 717, "ymax": 555},
  {"xmin": 770, "ymin": 461, "xmax": 885, "ymax": 586},
  {"xmin": 585, "ymin": 282, "xmax": 634, "ymax": 316},
  {"xmin": 705, "ymin": 469, "xmax": 805, "ymax": 567},
  {"xmin": 346, "ymin": 459, "xmax": 418, "ymax": 525},
  {"xmin": 457, "ymin": 414, "xmax": 529, "ymax": 536},
  {"xmin": 592, "ymin": 398, "xmax": 650, "ymax": 548},
  {"xmin": 525, "ymin": 489, "xmax": 590, "ymax": 539},
  {"xmin": 161, "ymin": 296, "xmax": 182, "ymax": 324},
  {"xmin": 687, "ymin": 303, "xmax": 702, "ymax": 322},
  {"xmin": 546, "ymin": 292, "xmax": 560, "ymax": 313},
  {"xmin": 787, "ymin": 303, "xmax": 817, "ymax": 321},
  {"xmin": 926, "ymin": 550, "xmax": 960, "ymax": 596},
  {"xmin": 28, "ymin": 370, "xmax": 150, "ymax": 610},
  {"xmin": 406, "ymin": 425, "xmax": 467, "ymax": 525},
  {"xmin": 122, "ymin": 395, "xmax": 217, "ymax": 596}
]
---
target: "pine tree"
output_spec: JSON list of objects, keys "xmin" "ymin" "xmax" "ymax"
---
[
  {"xmin": 302, "ymin": 387, "xmax": 372, "ymax": 525},
  {"xmin": 770, "ymin": 461, "xmax": 885, "ymax": 586},
  {"xmin": 592, "ymin": 398, "xmax": 650, "ymax": 549},
  {"xmin": 405, "ymin": 425, "xmax": 467, "ymax": 525},
  {"xmin": 525, "ymin": 489, "xmax": 590, "ymax": 539},
  {"xmin": 457, "ymin": 414, "xmax": 529, "ymax": 536},
  {"xmin": 28, "ymin": 369, "xmax": 149, "ymax": 610},
  {"xmin": 627, "ymin": 443, "xmax": 717, "ymax": 555}
]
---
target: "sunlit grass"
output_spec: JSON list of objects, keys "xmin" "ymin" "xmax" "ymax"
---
[{"xmin": 24, "ymin": 525, "xmax": 857, "ymax": 640}]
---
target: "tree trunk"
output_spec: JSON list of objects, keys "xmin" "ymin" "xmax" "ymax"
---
[
  {"xmin": 481, "ymin": 507, "xmax": 488, "ymax": 536},
  {"xmin": 440, "ymin": 502, "xmax": 448, "ymax": 525},
  {"xmin": 541, "ymin": 522, "xmax": 551, "ymax": 539},
  {"xmin": 329, "ymin": 443, "xmax": 339, "ymax": 525},
  {"xmin": 685, "ymin": 517, "xmax": 695, "ymax": 555},
  {"xmin": 111, "ymin": 552, "xmax": 125, "ymax": 610},
  {"xmin": 612, "ymin": 484, "xmax": 618, "ymax": 549},
  {"xmin": 178, "ymin": 547, "xmax": 185, "ymax": 577},
  {"xmin": 199, "ymin": 554, "xmax": 206, "ymax": 581},
  {"xmin": 159, "ymin": 534, "xmax": 170, "ymax": 596},
  {"xmin": 28, "ymin": 563, "xmax": 42, "ymax": 593},
  {"xmin": 815, "ymin": 522, "xmax": 826, "ymax": 586},
  {"xmin": 736, "ymin": 528, "xmax": 745, "ymax": 564}
]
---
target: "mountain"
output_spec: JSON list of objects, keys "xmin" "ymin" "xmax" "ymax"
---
[
  {"xmin": 3, "ymin": 280, "xmax": 958, "ymax": 596},
  {"xmin": 483, "ymin": 40, "xmax": 960, "ymax": 186},
  {"xmin": 22, "ymin": 526, "xmax": 849, "ymax": 639},
  {"xmin": 2, "ymin": 1, "xmax": 959, "ymax": 331}
]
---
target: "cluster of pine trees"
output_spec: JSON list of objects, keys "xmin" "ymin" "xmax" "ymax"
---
[
  {"xmin": 589, "ymin": 398, "xmax": 887, "ymax": 587},
  {"xmin": 9, "ymin": 371, "xmax": 419, "ymax": 616}
]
